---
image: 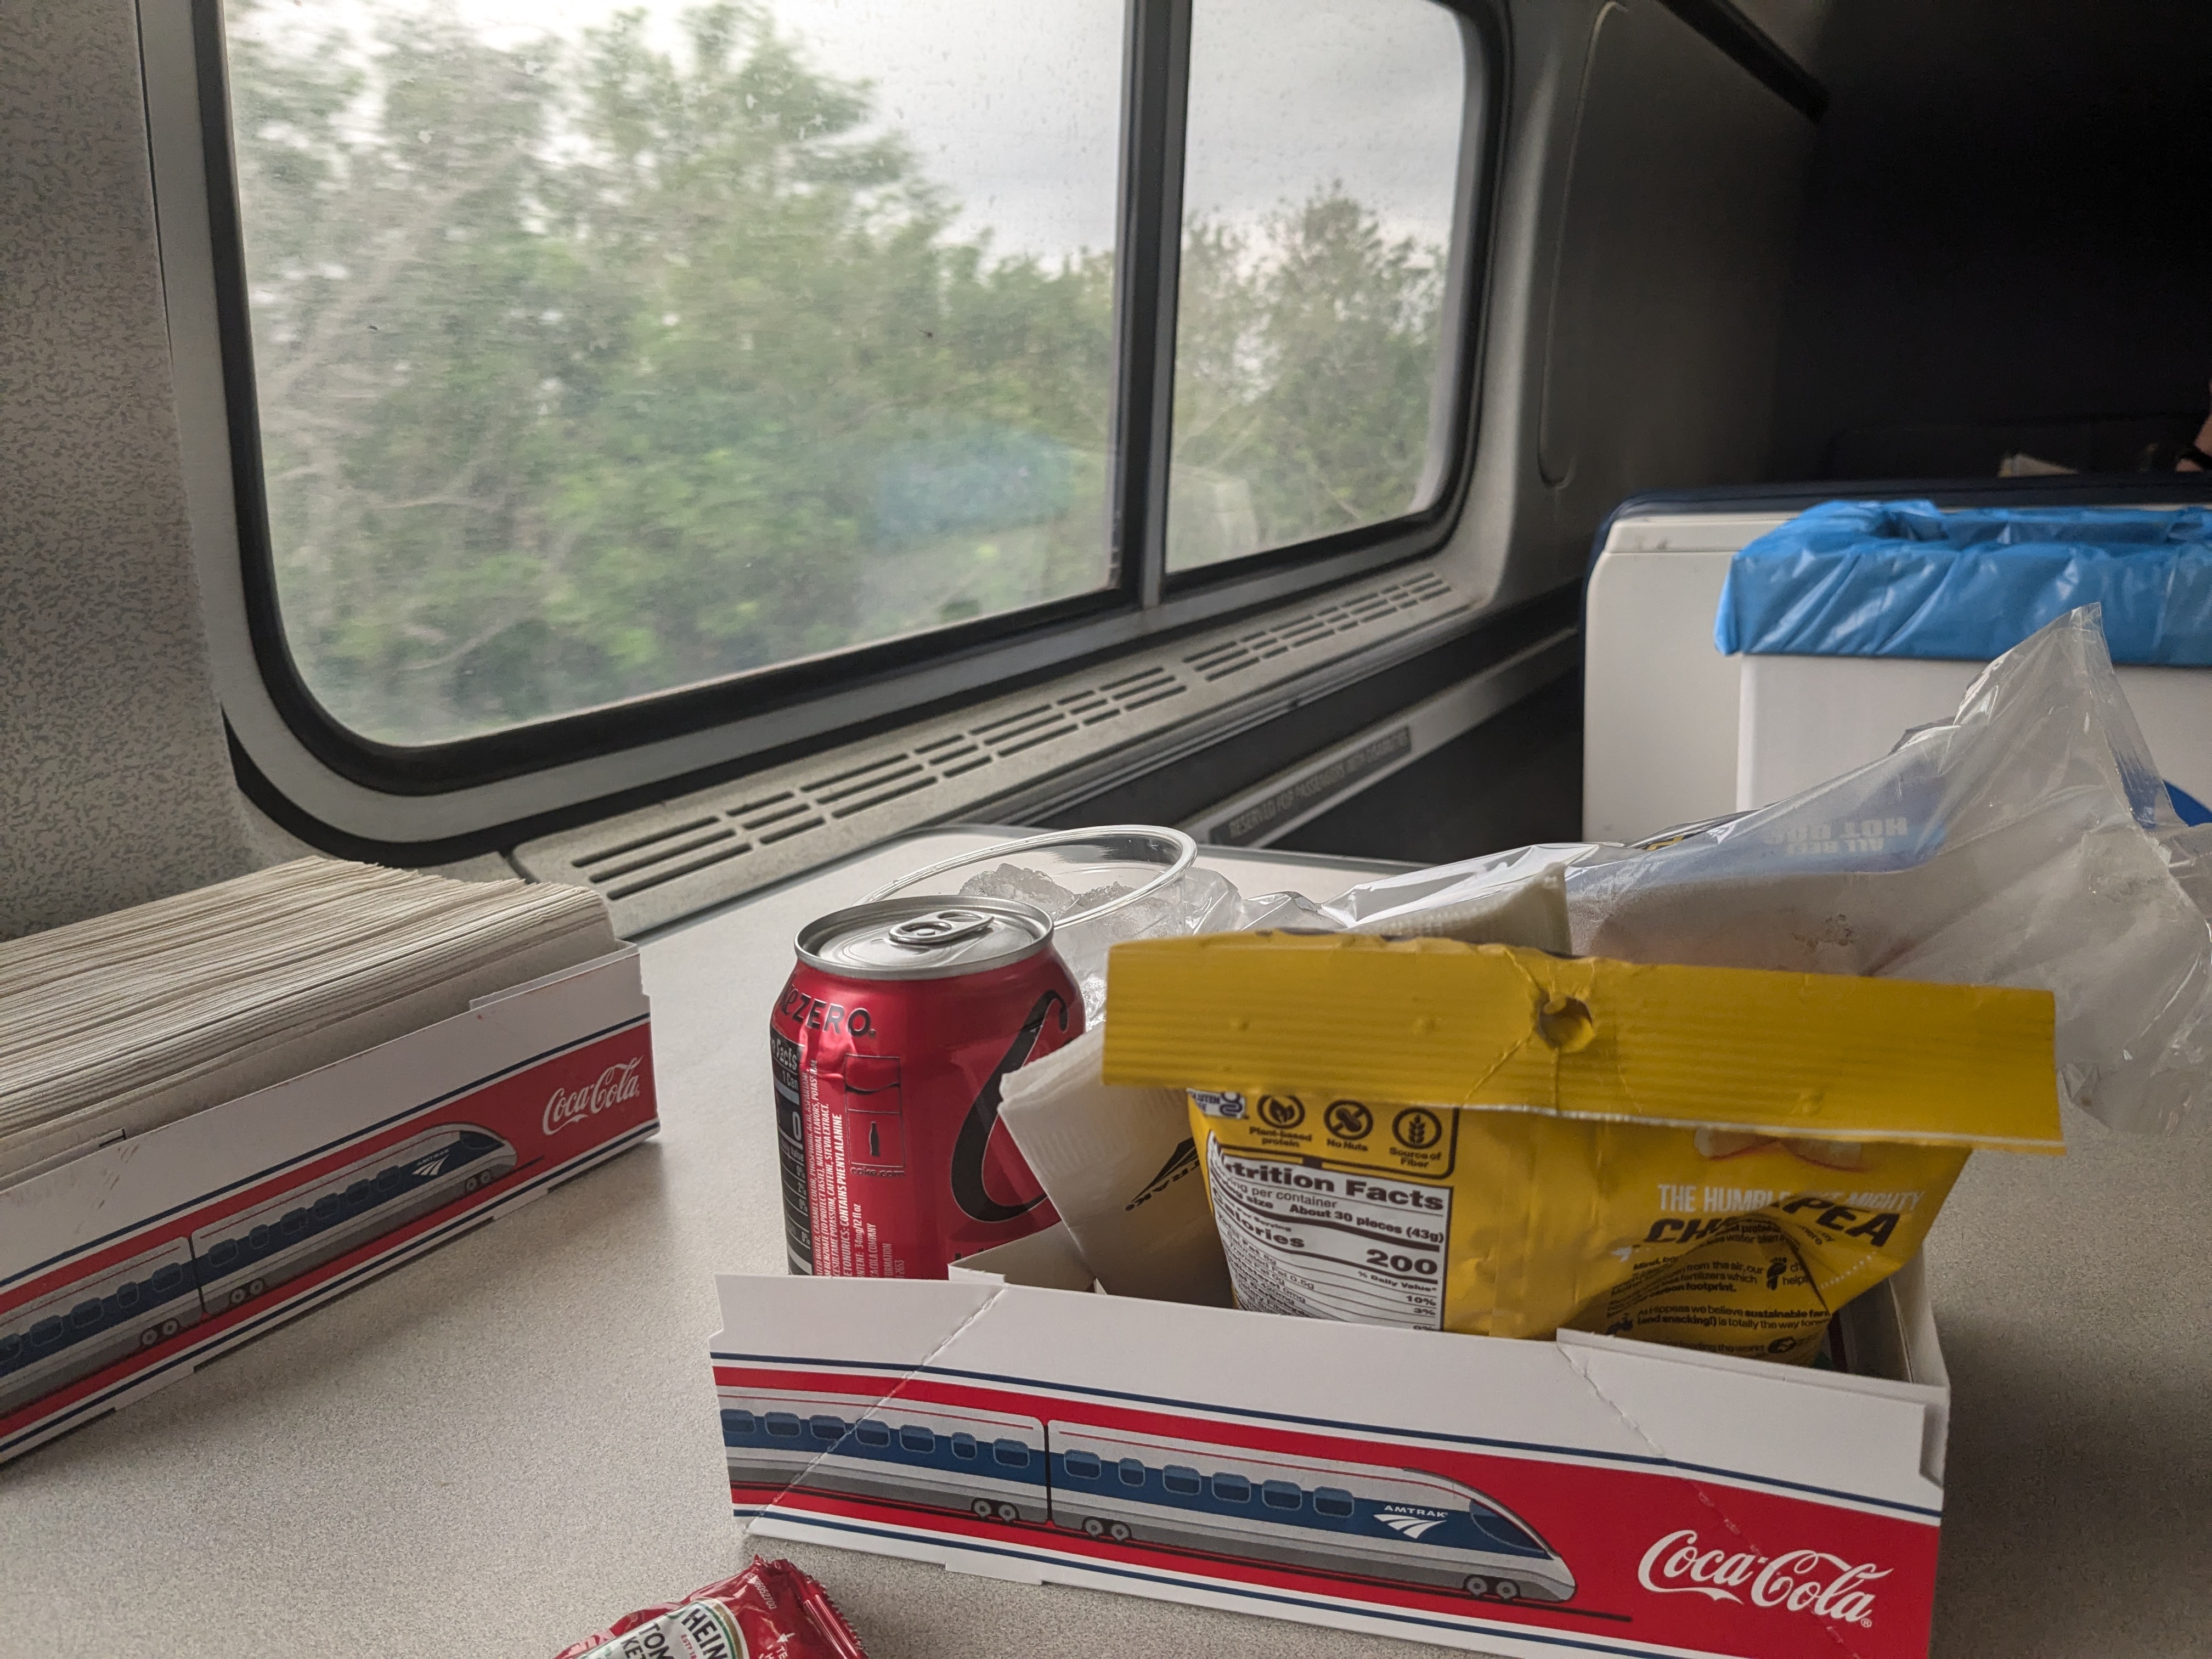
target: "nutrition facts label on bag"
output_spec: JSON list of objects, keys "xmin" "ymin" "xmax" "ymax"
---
[{"xmin": 1205, "ymin": 1142, "xmax": 1449, "ymax": 1329}]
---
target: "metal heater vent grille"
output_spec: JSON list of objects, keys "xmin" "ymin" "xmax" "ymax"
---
[{"xmin": 519, "ymin": 566, "xmax": 1465, "ymax": 933}]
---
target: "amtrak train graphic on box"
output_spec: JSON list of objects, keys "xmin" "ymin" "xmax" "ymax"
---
[
  {"xmin": 1, "ymin": 1124, "xmax": 514, "ymax": 1420},
  {"xmin": 724, "ymin": 1387, "xmax": 1575, "ymax": 1604},
  {"xmin": 724, "ymin": 1389, "xmax": 1051, "ymax": 1527}
]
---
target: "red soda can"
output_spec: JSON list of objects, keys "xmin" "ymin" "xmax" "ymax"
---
[{"xmin": 770, "ymin": 896, "xmax": 1080, "ymax": 1278}]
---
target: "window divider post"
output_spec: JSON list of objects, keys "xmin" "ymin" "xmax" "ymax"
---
[{"xmin": 1109, "ymin": 0, "xmax": 1193, "ymax": 612}]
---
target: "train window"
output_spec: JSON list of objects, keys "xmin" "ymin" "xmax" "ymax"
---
[
  {"xmin": 1312, "ymin": 1487, "xmax": 1355, "ymax": 1517},
  {"xmin": 1161, "ymin": 1465, "xmax": 1202, "ymax": 1496},
  {"xmin": 1468, "ymin": 1506, "xmax": 1542, "ymax": 1554},
  {"xmin": 71, "ymin": 1301, "xmax": 103, "ymax": 1329},
  {"xmin": 1062, "ymin": 1449, "xmax": 1102, "ymax": 1480},
  {"xmin": 182, "ymin": 0, "xmax": 1492, "ymax": 824},
  {"xmin": 114, "ymin": 1282, "xmax": 141, "ymax": 1311},
  {"xmin": 1261, "ymin": 1480, "xmax": 1303, "ymax": 1510},
  {"xmin": 30, "ymin": 1319, "xmax": 64, "ymax": 1350},
  {"xmin": 808, "ymin": 1414, "xmax": 846, "ymax": 1442},
  {"xmin": 1116, "ymin": 1457, "xmax": 1146, "ymax": 1487},
  {"xmin": 1210, "ymin": 1473, "xmax": 1250, "ymax": 1504},
  {"xmin": 899, "ymin": 1426, "xmax": 936, "ymax": 1455},
  {"xmin": 764, "ymin": 1413, "xmax": 802, "ymax": 1438},
  {"xmin": 280, "ymin": 1210, "xmax": 307, "ymax": 1236},
  {"xmin": 343, "ymin": 1181, "xmax": 373, "ymax": 1208},
  {"xmin": 374, "ymin": 1170, "xmax": 402, "ymax": 1195},
  {"xmin": 247, "ymin": 1226, "xmax": 271, "ymax": 1252},
  {"xmin": 151, "ymin": 1266, "xmax": 183, "ymax": 1293},
  {"xmin": 721, "ymin": 1409, "xmax": 757, "ymax": 1437},
  {"xmin": 1165, "ymin": 0, "xmax": 1472, "ymax": 574},
  {"xmin": 854, "ymin": 1420, "xmax": 892, "ymax": 1448},
  {"xmin": 208, "ymin": 1241, "xmax": 239, "ymax": 1267},
  {"xmin": 992, "ymin": 1439, "xmax": 1031, "ymax": 1469},
  {"xmin": 950, "ymin": 1433, "xmax": 978, "ymax": 1460},
  {"xmin": 311, "ymin": 1194, "xmax": 341, "ymax": 1221},
  {"xmin": 214, "ymin": 0, "xmax": 1124, "ymax": 748}
]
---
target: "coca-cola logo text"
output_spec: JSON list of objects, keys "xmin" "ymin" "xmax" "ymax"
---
[
  {"xmin": 1637, "ymin": 1528, "xmax": 1888, "ymax": 1629},
  {"xmin": 543, "ymin": 1058, "xmax": 645, "ymax": 1136}
]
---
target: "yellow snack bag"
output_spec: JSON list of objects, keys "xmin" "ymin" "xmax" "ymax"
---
[{"xmin": 1101, "ymin": 933, "xmax": 2062, "ymax": 1363}]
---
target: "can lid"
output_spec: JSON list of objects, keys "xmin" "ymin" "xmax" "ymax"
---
[{"xmin": 797, "ymin": 896, "xmax": 1056, "ymax": 981}]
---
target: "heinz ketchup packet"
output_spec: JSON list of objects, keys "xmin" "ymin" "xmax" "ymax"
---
[{"xmin": 554, "ymin": 1555, "xmax": 868, "ymax": 1659}]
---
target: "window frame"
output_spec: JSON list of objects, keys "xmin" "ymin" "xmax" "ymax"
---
[{"xmin": 144, "ymin": 0, "xmax": 1506, "ymax": 850}]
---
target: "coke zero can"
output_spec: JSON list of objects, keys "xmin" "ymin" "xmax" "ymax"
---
[{"xmin": 770, "ymin": 896, "xmax": 1080, "ymax": 1278}]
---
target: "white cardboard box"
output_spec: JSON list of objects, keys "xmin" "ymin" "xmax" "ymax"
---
[
  {"xmin": 1, "ymin": 947, "xmax": 657, "ymax": 1464},
  {"xmin": 1738, "ymin": 653, "xmax": 2212, "ymax": 812},
  {"xmin": 710, "ymin": 1249, "xmax": 1949, "ymax": 1659}
]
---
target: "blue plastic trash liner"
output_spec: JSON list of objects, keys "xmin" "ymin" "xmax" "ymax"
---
[{"xmin": 1713, "ymin": 499, "xmax": 2212, "ymax": 664}]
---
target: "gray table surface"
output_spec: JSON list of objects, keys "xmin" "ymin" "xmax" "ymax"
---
[{"xmin": 5, "ymin": 830, "xmax": 2208, "ymax": 1657}]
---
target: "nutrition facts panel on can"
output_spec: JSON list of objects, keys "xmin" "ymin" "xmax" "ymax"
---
[{"xmin": 1205, "ymin": 1142, "xmax": 1449, "ymax": 1329}]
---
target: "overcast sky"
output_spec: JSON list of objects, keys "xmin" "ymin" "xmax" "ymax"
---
[{"xmin": 238, "ymin": 0, "xmax": 1472, "ymax": 260}]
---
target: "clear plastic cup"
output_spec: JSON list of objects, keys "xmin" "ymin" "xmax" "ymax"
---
[{"xmin": 865, "ymin": 827, "xmax": 1238, "ymax": 1021}]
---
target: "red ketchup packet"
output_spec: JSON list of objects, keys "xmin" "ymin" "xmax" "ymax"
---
[{"xmin": 553, "ymin": 1556, "xmax": 869, "ymax": 1659}]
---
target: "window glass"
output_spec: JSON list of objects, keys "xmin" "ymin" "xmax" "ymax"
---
[
  {"xmin": 808, "ymin": 1414, "xmax": 846, "ymax": 1441},
  {"xmin": 1161, "ymin": 1465, "xmax": 1202, "ymax": 1496},
  {"xmin": 1210, "ymin": 1472, "xmax": 1250, "ymax": 1503},
  {"xmin": 1260, "ymin": 1479, "xmax": 1304, "ymax": 1510},
  {"xmin": 1167, "ymin": 0, "xmax": 1469, "ymax": 572},
  {"xmin": 1469, "ymin": 1504, "xmax": 1544, "ymax": 1555},
  {"xmin": 950, "ymin": 1432, "xmax": 977, "ymax": 1459},
  {"xmin": 1116, "ymin": 1457, "xmax": 1147, "ymax": 1486},
  {"xmin": 992, "ymin": 1438, "xmax": 1032, "ymax": 1468},
  {"xmin": 223, "ymin": 0, "xmax": 1124, "ymax": 743},
  {"xmin": 898, "ymin": 1425, "xmax": 935, "ymax": 1454},
  {"xmin": 1063, "ymin": 1449, "xmax": 1102, "ymax": 1480},
  {"xmin": 854, "ymin": 1419, "xmax": 891, "ymax": 1447},
  {"xmin": 1312, "ymin": 1486, "xmax": 1355, "ymax": 1517}
]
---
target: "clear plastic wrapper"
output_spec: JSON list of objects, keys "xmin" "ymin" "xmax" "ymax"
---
[
  {"xmin": 1317, "ymin": 842, "xmax": 1580, "ymax": 949},
  {"xmin": 967, "ymin": 863, "xmax": 1245, "ymax": 1023},
  {"xmin": 1216, "ymin": 607, "xmax": 2211, "ymax": 1131},
  {"xmin": 908, "ymin": 609, "xmax": 2212, "ymax": 1135},
  {"xmin": 1558, "ymin": 606, "xmax": 2212, "ymax": 1133}
]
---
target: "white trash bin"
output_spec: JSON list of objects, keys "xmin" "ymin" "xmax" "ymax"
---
[{"xmin": 1718, "ymin": 497, "xmax": 2212, "ymax": 821}]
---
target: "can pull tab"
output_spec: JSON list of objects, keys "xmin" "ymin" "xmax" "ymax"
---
[{"xmin": 885, "ymin": 907, "xmax": 997, "ymax": 950}]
